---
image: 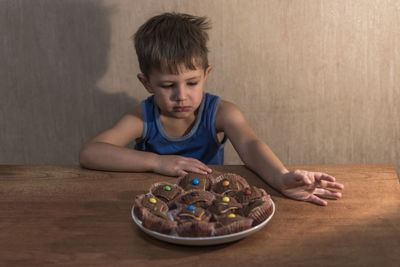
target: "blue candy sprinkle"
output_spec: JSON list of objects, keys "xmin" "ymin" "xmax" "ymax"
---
[
  {"xmin": 192, "ymin": 178, "xmax": 200, "ymax": 185},
  {"xmin": 187, "ymin": 205, "xmax": 196, "ymax": 211}
]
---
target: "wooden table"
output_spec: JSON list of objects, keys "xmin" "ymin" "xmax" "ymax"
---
[{"xmin": 0, "ymin": 165, "xmax": 399, "ymax": 266}]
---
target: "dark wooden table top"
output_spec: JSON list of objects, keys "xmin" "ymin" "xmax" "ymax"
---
[{"xmin": 0, "ymin": 164, "xmax": 399, "ymax": 266}]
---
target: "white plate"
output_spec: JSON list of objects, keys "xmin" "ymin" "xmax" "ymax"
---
[{"xmin": 131, "ymin": 199, "xmax": 275, "ymax": 246}]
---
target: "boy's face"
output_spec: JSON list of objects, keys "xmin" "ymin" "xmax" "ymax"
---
[{"xmin": 138, "ymin": 65, "xmax": 212, "ymax": 119}]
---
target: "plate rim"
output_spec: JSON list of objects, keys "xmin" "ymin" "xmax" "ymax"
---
[{"xmin": 132, "ymin": 198, "xmax": 275, "ymax": 245}]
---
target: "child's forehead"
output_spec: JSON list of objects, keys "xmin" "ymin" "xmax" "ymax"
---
[{"xmin": 149, "ymin": 66, "xmax": 204, "ymax": 81}]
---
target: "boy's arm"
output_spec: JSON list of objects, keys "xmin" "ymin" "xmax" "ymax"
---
[
  {"xmin": 79, "ymin": 106, "xmax": 156, "ymax": 172},
  {"xmin": 79, "ymin": 106, "xmax": 211, "ymax": 176},
  {"xmin": 215, "ymin": 101, "xmax": 288, "ymax": 189},
  {"xmin": 216, "ymin": 100, "xmax": 343, "ymax": 205}
]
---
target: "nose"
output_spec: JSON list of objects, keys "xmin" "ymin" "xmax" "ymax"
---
[{"xmin": 174, "ymin": 84, "xmax": 186, "ymax": 101}]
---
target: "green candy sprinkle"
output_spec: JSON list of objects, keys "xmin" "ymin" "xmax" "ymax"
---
[{"xmin": 163, "ymin": 185, "xmax": 172, "ymax": 191}]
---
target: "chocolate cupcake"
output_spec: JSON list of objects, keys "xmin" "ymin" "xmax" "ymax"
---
[
  {"xmin": 150, "ymin": 182, "xmax": 183, "ymax": 207},
  {"xmin": 141, "ymin": 208, "xmax": 177, "ymax": 234},
  {"xmin": 172, "ymin": 205, "xmax": 214, "ymax": 237},
  {"xmin": 133, "ymin": 173, "xmax": 275, "ymax": 237},
  {"xmin": 177, "ymin": 172, "xmax": 212, "ymax": 191},
  {"xmin": 208, "ymin": 195, "xmax": 242, "ymax": 216},
  {"xmin": 133, "ymin": 193, "xmax": 169, "ymax": 221},
  {"xmin": 134, "ymin": 194, "xmax": 176, "ymax": 233},
  {"xmin": 232, "ymin": 186, "xmax": 269, "ymax": 205},
  {"xmin": 214, "ymin": 213, "xmax": 253, "ymax": 236},
  {"xmin": 211, "ymin": 173, "xmax": 249, "ymax": 196},
  {"xmin": 243, "ymin": 198, "xmax": 273, "ymax": 226},
  {"xmin": 172, "ymin": 205, "xmax": 212, "ymax": 223},
  {"xmin": 174, "ymin": 189, "xmax": 215, "ymax": 209}
]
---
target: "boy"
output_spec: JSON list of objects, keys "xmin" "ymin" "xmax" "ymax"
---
[{"xmin": 79, "ymin": 12, "xmax": 343, "ymax": 206}]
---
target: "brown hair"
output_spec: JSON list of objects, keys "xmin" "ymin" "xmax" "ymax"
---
[{"xmin": 133, "ymin": 12, "xmax": 211, "ymax": 77}]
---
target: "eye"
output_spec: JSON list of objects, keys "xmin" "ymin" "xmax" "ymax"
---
[
  {"xmin": 160, "ymin": 84, "xmax": 173, "ymax": 89},
  {"xmin": 187, "ymin": 82, "xmax": 198, "ymax": 86}
]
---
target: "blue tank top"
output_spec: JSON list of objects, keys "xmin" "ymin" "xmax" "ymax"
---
[{"xmin": 135, "ymin": 93, "xmax": 227, "ymax": 164}]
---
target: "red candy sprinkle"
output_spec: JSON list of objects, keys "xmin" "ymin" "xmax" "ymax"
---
[{"xmin": 245, "ymin": 190, "xmax": 252, "ymax": 195}]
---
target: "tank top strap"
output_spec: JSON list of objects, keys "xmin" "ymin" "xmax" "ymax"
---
[
  {"xmin": 202, "ymin": 93, "xmax": 227, "ymax": 146},
  {"xmin": 135, "ymin": 95, "xmax": 155, "ymax": 147}
]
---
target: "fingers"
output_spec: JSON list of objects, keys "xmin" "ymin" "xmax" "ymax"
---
[
  {"xmin": 174, "ymin": 157, "xmax": 212, "ymax": 176},
  {"xmin": 317, "ymin": 180, "xmax": 344, "ymax": 191},
  {"xmin": 184, "ymin": 158, "xmax": 212, "ymax": 174},
  {"xmin": 291, "ymin": 171, "xmax": 313, "ymax": 185},
  {"xmin": 293, "ymin": 170, "xmax": 332, "ymax": 185},
  {"xmin": 314, "ymin": 172, "xmax": 336, "ymax": 182},
  {"xmin": 184, "ymin": 165, "xmax": 210, "ymax": 175},
  {"xmin": 318, "ymin": 180, "xmax": 343, "ymax": 189},
  {"xmin": 313, "ymin": 188, "xmax": 342, "ymax": 199},
  {"xmin": 156, "ymin": 155, "xmax": 212, "ymax": 177},
  {"xmin": 310, "ymin": 172, "xmax": 344, "ymax": 190},
  {"xmin": 306, "ymin": 194, "xmax": 328, "ymax": 206},
  {"xmin": 302, "ymin": 176, "xmax": 312, "ymax": 185},
  {"xmin": 289, "ymin": 170, "xmax": 343, "ymax": 206}
]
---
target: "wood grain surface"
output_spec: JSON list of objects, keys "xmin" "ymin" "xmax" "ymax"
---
[
  {"xmin": 1, "ymin": 1, "xmax": 399, "ymax": 176},
  {"xmin": 0, "ymin": 164, "xmax": 399, "ymax": 266}
]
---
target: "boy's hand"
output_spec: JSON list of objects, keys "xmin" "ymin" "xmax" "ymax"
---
[
  {"xmin": 278, "ymin": 170, "xmax": 344, "ymax": 206},
  {"xmin": 154, "ymin": 155, "xmax": 212, "ymax": 178}
]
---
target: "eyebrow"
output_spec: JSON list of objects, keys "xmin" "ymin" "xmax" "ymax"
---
[
  {"xmin": 186, "ymin": 76, "xmax": 201, "ymax": 81},
  {"xmin": 159, "ymin": 76, "xmax": 201, "ymax": 83}
]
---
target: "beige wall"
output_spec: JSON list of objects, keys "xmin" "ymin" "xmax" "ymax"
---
[{"xmin": 1, "ymin": 0, "xmax": 399, "ymax": 174}]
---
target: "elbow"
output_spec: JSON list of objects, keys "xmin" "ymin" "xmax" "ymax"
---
[{"xmin": 78, "ymin": 144, "xmax": 92, "ymax": 169}]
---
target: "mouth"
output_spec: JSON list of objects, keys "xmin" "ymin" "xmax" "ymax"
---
[{"xmin": 173, "ymin": 106, "xmax": 191, "ymax": 112}]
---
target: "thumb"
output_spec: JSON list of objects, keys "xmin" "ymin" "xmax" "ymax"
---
[{"xmin": 302, "ymin": 175, "xmax": 312, "ymax": 185}]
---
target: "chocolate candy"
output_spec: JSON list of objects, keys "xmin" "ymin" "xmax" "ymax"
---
[
  {"xmin": 222, "ymin": 196, "xmax": 230, "ymax": 203},
  {"xmin": 164, "ymin": 185, "xmax": 172, "ymax": 191}
]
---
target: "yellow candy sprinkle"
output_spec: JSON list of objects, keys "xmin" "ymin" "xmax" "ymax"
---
[
  {"xmin": 227, "ymin": 213, "xmax": 236, "ymax": 218},
  {"xmin": 222, "ymin": 180, "xmax": 230, "ymax": 186},
  {"xmin": 149, "ymin": 197, "xmax": 157, "ymax": 204},
  {"xmin": 222, "ymin": 196, "xmax": 230, "ymax": 203}
]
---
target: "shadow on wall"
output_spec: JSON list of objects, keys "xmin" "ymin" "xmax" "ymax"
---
[{"xmin": 0, "ymin": 0, "xmax": 138, "ymax": 164}]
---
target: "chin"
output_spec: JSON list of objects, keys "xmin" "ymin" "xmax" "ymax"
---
[{"xmin": 173, "ymin": 113, "xmax": 192, "ymax": 119}]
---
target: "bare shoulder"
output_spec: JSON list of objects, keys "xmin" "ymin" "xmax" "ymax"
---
[
  {"xmin": 217, "ymin": 100, "xmax": 244, "ymax": 116},
  {"xmin": 216, "ymin": 100, "xmax": 247, "ymax": 131},
  {"xmin": 216, "ymin": 100, "xmax": 258, "ymax": 147}
]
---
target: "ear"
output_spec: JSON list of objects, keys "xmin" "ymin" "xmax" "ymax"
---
[
  {"xmin": 204, "ymin": 65, "xmax": 213, "ymax": 80},
  {"xmin": 137, "ymin": 73, "xmax": 154, "ymax": 94}
]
